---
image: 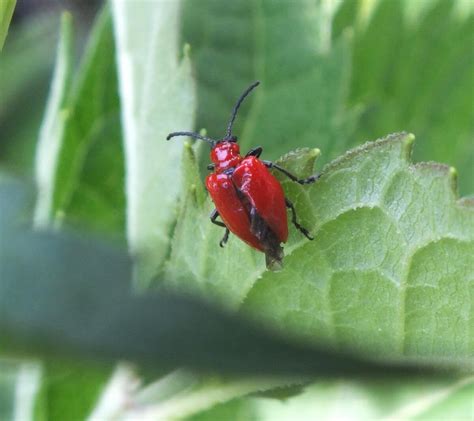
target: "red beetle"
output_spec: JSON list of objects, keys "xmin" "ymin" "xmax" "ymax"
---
[{"xmin": 167, "ymin": 81, "xmax": 319, "ymax": 270}]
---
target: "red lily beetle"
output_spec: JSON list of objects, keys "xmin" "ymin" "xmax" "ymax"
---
[{"xmin": 167, "ymin": 81, "xmax": 319, "ymax": 270}]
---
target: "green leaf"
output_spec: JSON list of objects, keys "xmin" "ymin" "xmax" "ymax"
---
[
  {"xmin": 241, "ymin": 133, "xmax": 474, "ymax": 361},
  {"xmin": 182, "ymin": 0, "xmax": 357, "ymax": 164},
  {"xmin": 90, "ymin": 367, "xmax": 298, "ymax": 420},
  {"xmin": 111, "ymin": 0, "xmax": 196, "ymax": 287},
  {"xmin": 41, "ymin": 361, "xmax": 110, "ymax": 421},
  {"xmin": 189, "ymin": 375, "xmax": 474, "ymax": 421},
  {"xmin": 163, "ymin": 133, "xmax": 474, "ymax": 363},
  {"xmin": 334, "ymin": 0, "xmax": 474, "ymax": 194},
  {"xmin": 0, "ymin": 0, "xmax": 15, "ymax": 51},
  {"xmin": 89, "ymin": 367, "xmax": 474, "ymax": 419},
  {"xmin": 0, "ymin": 359, "xmax": 42, "ymax": 421},
  {"xmin": 0, "ymin": 14, "xmax": 56, "ymax": 109},
  {"xmin": 34, "ymin": 7, "xmax": 125, "ymax": 237},
  {"xmin": 0, "ymin": 13, "xmax": 57, "ymax": 173},
  {"xmin": 34, "ymin": 12, "xmax": 74, "ymax": 227},
  {"xmin": 0, "ymin": 363, "xmax": 16, "ymax": 420}
]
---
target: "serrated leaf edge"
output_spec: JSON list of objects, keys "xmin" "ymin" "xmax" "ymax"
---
[{"xmin": 238, "ymin": 132, "xmax": 473, "ymax": 308}]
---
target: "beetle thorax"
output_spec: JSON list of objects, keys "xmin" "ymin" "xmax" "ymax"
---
[{"xmin": 210, "ymin": 142, "xmax": 242, "ymax": 172}]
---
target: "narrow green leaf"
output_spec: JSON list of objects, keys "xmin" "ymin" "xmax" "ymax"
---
[
  {"xmin": 409, "ymin": 377, "xmax": 474, "ymax": 420},
  {"xmin": 0, "ymin": 0, "xmax": 16, "ymax": 50},
  {"xmin": 111, "ymin": 0, "xmax": 196, "ymax": 287},
  {"xmin": 130, "ymin": 378, "xmax": 296, "ymax": 420},
  {"xmin": 0, "ymin": 14, "xmax": 56, "ymax": 109},
  {"xmin": 0, "ymin": 14, "xmax": 57, "ymax": 173},
  {"xmin": 41, "ymin": 361, "xmax": 110, "ymax": 421},
  {"xmin": 0, "ymin": 362, "xmax": 16, "ymax": 420},
  {"xmin": 0, "ymin": 359, "xmax": 42, "ymax": 421},
  {"xmin": 35, "ymin": 7, "xmax": 125, "ymax": 236},
  {"xmin": 189, "ymin": 375, "xmax": 474, "ymax": 421},
  {"xmin": 53, "ymin": 7, "xmax": 124, "ymax": 237},
  {"xmin": 34, "ymin": 12, "xmax": 74, "ymax": 227},
  {"xmin": 91, "ymin": 367, "xmax": 297, "ymax": 420}
]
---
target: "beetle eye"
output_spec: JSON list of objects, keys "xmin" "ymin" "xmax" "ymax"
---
[
  {"xmin": 207, "ymin": 164, "xmax": 215, "ymax": 171},
  {"xmin": 230, "ymin": 136, "xmax": 238, "ymax": 142}
]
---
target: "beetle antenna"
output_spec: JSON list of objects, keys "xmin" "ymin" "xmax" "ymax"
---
[
  {"xmin": 167, "ymin": 131, "xmax": 217, "ymax": 147},
  {"xmin": 225, "ymin": 81, "xmax": 260, "ymax": 140}
]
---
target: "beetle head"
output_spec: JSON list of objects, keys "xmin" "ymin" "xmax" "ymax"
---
[{"xmin": 211, "ymin": 141, "xmax": 241, "ymax": 172}]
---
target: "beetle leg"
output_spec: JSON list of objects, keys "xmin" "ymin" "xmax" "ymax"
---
[
  {"xmin": 207, "ymin": 163, "xmax": 215, "ymax": 171},
  {"xmin": 263, "ymin": 161, "xmax": 320, "ymax": 185},
  {"xmin": 219, "ymin": 229, "xmax": 230, "ymax": 247},
  {"xmin": 245, "ymin": 146, "xmax": 263, "ymax": 158},
  {"xmin": 210, "ymin": 209, "xmax": 226, "ymax": 227},
  {"xmin": 285, "ymin": 198, "xmax": 314, "ymax": 240},
  {"xmin": 210, "ymin": 209, "xmax": 231, "ymax": 247}
]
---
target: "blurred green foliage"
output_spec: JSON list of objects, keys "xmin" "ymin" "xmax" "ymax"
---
[
  {"xmin": 335, "ymin": 0, "xmax": 474, "ymax": 194},
  {"xmin": 0, "ymin": 14, "xmax": 57, "ymax": 173}
]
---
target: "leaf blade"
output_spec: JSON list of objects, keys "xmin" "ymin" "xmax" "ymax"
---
[
  {"xmin": 34, "ymin": 12, "xmax": 74, "ymax": 227},
  {"xmin": 111, "ymin": 0, "xmax": 196, "ymax": 287},
  {"xmin": 241, "ymin": 133, "xmax": 474, "ymax": 362},
  {"xmin": 0, "ymin": 0, "xmax": 16, "ymax": 50}
]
